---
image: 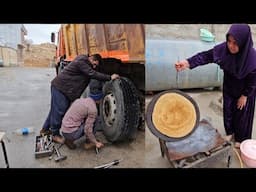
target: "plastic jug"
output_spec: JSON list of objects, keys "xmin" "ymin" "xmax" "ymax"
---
[{"xmin": 13, "ymin": 127, "xmax": 34, "ymax": 135}]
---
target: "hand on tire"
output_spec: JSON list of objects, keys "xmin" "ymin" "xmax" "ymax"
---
[{"xmin": 111, "ymin": 74, "xmax": 120, "ymax": 80}]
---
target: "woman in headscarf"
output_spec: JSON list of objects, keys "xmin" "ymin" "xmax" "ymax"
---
[{"xmin": 175, "ymin": 24, "xmax": 256, "ymax": 148}]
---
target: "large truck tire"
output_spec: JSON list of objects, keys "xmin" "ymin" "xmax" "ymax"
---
[{"xmin": 100, "ymin": 77, "xmax": 140, "ymax": 142}]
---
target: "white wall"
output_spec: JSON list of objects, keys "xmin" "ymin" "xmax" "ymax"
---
[{"xmin": 0, "ymin": 24, "xmax": 22, "ymax": 50}]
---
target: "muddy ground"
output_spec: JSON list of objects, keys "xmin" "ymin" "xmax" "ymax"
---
[{"xmin": 0, "ymin": 67, "xmax": 145, "ymax": 168}]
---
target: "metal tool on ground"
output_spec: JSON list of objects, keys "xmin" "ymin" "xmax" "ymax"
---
[
  {"xmin": 35, "ymin": 135, "xmax": 67, "ymax": 162},
  {"xmin": 94, "ymin": 142, "xmax": 112, "ymax": 154},
  {"xmin": 48, "ymin": 143, "xmax": 61, "ymax": 160},
  {"xmin": 35, "ymin": 135, "xmax": 53, "ymax": 158},
  {"xmin": 52, "ymin": 144, "xmax": 67, "ymax": 162},
  {"xmin": 95, "ymin": 147, "xmax": 99, "ymax": 154},
  {"xmin": 94, "ymin": 159, "xmax": 122, "ymax": 169}
]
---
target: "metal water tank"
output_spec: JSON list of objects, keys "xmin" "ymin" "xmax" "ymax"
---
[{"xmin": 145, "ymin": 39, "xmax": 223, "ymax": 91}]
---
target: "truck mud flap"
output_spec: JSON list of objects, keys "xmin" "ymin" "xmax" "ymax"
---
[{"xmin": 100, "ymin": 77, "xmax": 140, "ymax": 142}]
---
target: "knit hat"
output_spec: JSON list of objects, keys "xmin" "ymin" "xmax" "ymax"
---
[
  {"xmin": 89, "ymin": 79, "xmax": 103, "ymax": 101},
  {"xmin": 89, "ymin": 92, "xmax": 103, "ymax": 101}
]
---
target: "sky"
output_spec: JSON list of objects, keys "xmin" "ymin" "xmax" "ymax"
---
[{"xmin": 24, "ymin": 24, "xmax": 61, "ymax": 44}]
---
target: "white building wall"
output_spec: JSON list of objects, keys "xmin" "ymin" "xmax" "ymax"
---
[{"xmin": 0, "ymin": 24, "xmax": 22, "ymax": 50}]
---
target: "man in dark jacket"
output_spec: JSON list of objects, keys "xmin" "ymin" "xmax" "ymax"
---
[{"xmin": 40, "ymin": 54, "xmax": 120, "ymax": 143}]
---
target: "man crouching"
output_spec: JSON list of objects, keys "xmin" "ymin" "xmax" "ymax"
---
[{"xmin": 60, "ymin": 96, "xmax": 104, "ymax": 150}]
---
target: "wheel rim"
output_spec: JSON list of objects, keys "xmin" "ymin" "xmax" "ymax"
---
[{"xmin": 102, "ymin": 92, "xmax": 117, "ymax": 127}]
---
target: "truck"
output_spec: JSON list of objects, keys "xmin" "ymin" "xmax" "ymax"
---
[{"xmin": 51, "ymin": 24, "xmax": 145, "ymax": 142}]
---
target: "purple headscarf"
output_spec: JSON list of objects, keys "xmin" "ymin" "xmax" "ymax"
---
[{"xmin": 213, "ymin": 24, "xmax": 256, "ymax": 79}]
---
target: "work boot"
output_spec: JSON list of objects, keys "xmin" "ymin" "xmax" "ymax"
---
[
  {"xmin": 40, "ymin": 128, "xmax": 52, "ymax": 136},
  {"xmin": 52, "ymin": 135, "xmax": 65, "ymax": 144},
  {"xmin": 64, "ymin": 139, "xmax": 76, "ymax": 149}
]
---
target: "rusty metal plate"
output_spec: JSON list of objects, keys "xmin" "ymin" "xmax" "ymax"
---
[
  {"xmin": 146, "ymin": 90, "xmax": 200, "ymax": 142},
  {"xmin": 165, "ymin": 119, "xmax": 226, "ymax": 161}
]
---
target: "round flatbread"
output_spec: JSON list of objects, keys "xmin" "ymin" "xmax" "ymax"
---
[{"xmin": 146, "ymin": 90, "xmax": 200, "ymax": 141}]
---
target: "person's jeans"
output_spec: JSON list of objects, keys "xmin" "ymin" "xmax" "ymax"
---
[
  {"xmin": 42, "ymin": 85, "xmax": 70, "ymax": 136},
  {"xmin": 62, "ymin": 124, "xmax": 85, "ymax": 141},
  {"xmin": 62, "ymin": 118, "xmax": 100, "ymax": 141}
]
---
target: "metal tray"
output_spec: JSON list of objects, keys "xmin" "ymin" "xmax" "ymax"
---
[{"xmin": 35, "ymin": 135, "xmax": 53, "ymax": 158}]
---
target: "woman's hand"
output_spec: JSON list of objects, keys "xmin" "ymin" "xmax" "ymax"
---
[
  {"xmin": 237, "ymin": 95, "xmax": 247, "ymax": 110},
  {"xmin": 175, "ymin": 60, "xmax": 190, "ymax": 72}
]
